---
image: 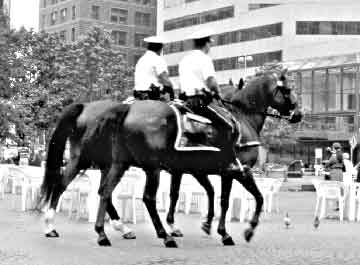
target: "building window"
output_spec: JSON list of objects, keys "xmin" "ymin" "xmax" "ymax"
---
[
  {"xmin": 168, "ymin": 50, "xmax": 282, "ymax": 77},
  {"xmin": 248, "ymin": 3, "xmax": 280, "ymax": 11},
  {"xmin": 343, "ymin": 67, "xmax": 357, "ymax": 111},
  {"xmin": 164, "ymin": 23, "xmax": 282, "ymax": 54},
  {"xmin": 59, "ymin": 30, "xmax": 66, "ymax": 42},
  {"xmin": 328, "ymin": 68, "xmax": 341, "ymax": 111},
  {"xmin": 51, "ymin": 0, "xmax": 58, "ymax": 4},
  {"xmin": 71, "ymin": 28, "xmax": 76, "ymax": 42},
  {"xmin": 91, "ymin": 5, "xmax": 100, "ymax": 20},
  {"xmin": 168, "ymin": 65, "xmax": 179, "ymax": 77},
  {"xmin": 40, "ymin": 15, "xmax": 46, "ymax": 29},
  {"xmin": 135, "ymin": 12, "xmax": 151, "ymax": 27},
  {"xmin": 112, "ymin": 31, "xmax": 127, "ymax": 46},
  {"xmin": 60, "ymin": 8, "xmax": 67, "ymax": 23},
  {"xmin": 43, "ymin": 0, "xmax": 47, "ymax": 8},
  {"xmin": 164, "ymin": 6, "xmax": 234, "ymax": 31},
  {"xmin": 134, "ymin": 33, "xmax": 149, "ymax": 47},
  {"xmin": 72, "ymin": 5, "xmax": 76, "ymax": 20},
  {"xmin": 110, "ymin": 8, "xmax": 128, "ymax": 24},
  {"xmin": 50, "ymin": 11, "xmax": 57, "ymax": 25},
  {"xmin": 185, "ymin": 0, "xmax": 199, "ymax": 3},
  {"xmin": 296, "ymin": 21, "xmax": 360, "ymax": 35},
  {"xmin": 135, "ymin": 0, "xmax": 151, "ymax": 5}
]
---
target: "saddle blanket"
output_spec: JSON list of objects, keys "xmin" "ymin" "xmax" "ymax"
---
[{"xmin": 169, "ymin": 104, "xmax": 221, "ymax": 151}]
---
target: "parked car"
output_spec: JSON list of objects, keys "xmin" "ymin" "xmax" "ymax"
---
[{"xmin": 287, "ymin": 160, "xmax": 305, "ymax": 178}]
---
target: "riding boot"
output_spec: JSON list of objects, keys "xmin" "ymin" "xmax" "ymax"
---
[{"xmin": 226, "ymin": 158, "xmax": 244, "ymax": 172}]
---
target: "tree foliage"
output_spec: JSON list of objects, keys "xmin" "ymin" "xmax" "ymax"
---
[{"xmin": 0, "ymin": 26, "xmax": 134, "ymax": 145}]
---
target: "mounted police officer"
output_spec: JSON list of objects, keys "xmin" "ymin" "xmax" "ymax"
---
[
  {"xmin": 134, "ymin": 35, "xmax": 174, "ymax": 101},
  {"xmin": 178, "ymin": 28, "xmax": 242, "ymax": 171}
]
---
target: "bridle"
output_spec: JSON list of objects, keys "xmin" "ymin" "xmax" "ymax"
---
[{"xmin": 220, "ymin": 93, "xmax": 294, "ymax": 121}]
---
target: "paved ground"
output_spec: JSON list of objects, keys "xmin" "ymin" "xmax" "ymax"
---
[{"xmin": 1, "ymin": 191, "xmax": 360, "ymax": 265}]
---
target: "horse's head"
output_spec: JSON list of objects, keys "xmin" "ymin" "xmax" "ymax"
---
[{"xmin": 228, "ymin": 68, "xmax": 302, "ymax": 123}]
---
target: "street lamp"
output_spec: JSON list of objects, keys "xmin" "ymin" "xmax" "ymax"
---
[{"xmin": 238, "ymin": 55, "xmax": 253, "ymax": 76}]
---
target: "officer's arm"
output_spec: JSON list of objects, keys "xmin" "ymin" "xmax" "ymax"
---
[
  {"xmin": 206, "ymin": 76, "xmax": 220, "ymax": 98},
  {"xmin": 158, "ymin": 71, "xmax": 173, "ymax": 88},
  {"xmin": 158, "ymin": 71, "xmax": 175, "ymax": 100}
]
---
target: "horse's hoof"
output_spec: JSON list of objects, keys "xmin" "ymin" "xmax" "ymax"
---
[
  {"xmin": 222, "ymin": 234, "xmax": 235, "ymax": 246},
  {"xmin": 244, "ymin": 228, "xmax": 254, "ymax": 242},
  {"xmin": 201, "ymin": 222, "xmax": 211, "ymax": 235},
  {"xmin": 97, "ymin": 236, "xmax": 112, "ymax": 246},
  {"xmin": 171, "ymin": 229, "xmax": 183, "ymax": 237},
  {"xmin": 164, "ymin": 236, "xmax": 178, "ymax": 248},
  {"xmin": 123, "ymin": 231, "xmax": 136, "ymax": 240},
  {"xmin": 45, "ymin": 229, "xmax": 59, "ymax": 238}
]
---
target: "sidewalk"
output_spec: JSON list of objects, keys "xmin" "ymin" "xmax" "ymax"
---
[{"xmin": 1, "ymin": 190, "xmax": 360, "ymax": 265}]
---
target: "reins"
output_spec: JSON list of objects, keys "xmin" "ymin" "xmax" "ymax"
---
[{"xmin": 219, "ymin": 98, "xmax": 291, "ymax": 121}]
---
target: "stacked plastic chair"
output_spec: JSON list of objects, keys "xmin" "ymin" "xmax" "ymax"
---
[{"xmin": 314, "ymin": 180, "xmax": 346, "ymax": 221}]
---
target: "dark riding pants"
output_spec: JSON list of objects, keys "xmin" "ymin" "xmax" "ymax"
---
[{"xmin": 184, "ymin": 95, "xmax": 234, "ymax": 136}]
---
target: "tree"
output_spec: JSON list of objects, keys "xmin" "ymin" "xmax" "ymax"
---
[{"xmin": 1, "ymin": 26, "xmax": 134, "ymax": 145}]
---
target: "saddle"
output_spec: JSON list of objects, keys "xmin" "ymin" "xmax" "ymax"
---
[{"xmin": 169, "ymin": 100, "xmax": 220, "ymax": 151}]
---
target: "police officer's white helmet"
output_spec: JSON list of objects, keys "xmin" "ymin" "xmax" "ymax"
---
[
  {"xmin": 188, "ymin": 28, "xmax": 215, "ymax": 42},
  {"xmin": 143, "ymin": 35, "xmax": 168, "ymax": 44}
]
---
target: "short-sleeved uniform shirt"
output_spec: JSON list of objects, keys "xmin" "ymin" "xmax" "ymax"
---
[
  {"xmin": 134, "ymin": 50, "xmax": 168, "ymax": 91},
  {"xmin": 179, "ymin": 50, "xmax": 216, "ymax": 96}
]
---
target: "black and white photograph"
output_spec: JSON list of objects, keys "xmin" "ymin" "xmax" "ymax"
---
[{"xmin": 1, "ymin": 0, "xmax": 360, "ymax": 264}]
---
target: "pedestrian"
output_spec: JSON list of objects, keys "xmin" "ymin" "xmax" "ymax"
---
[
  {"xmin": 326, "ymin": 142, "xmax": 345, "ymax": 181},
  {"xmin": 323, "ymin": 147, "xmax": 332, "ymax": 180}
]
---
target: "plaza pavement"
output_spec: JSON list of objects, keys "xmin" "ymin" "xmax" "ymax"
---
[{"xmin": 1, "ymin": 190, "xmax": 360, "ymax": 265}]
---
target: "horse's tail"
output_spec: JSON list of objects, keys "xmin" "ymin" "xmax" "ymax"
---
[{"xmin": 40, "ymin": 103, "xmax": 84, "ymax": 206}]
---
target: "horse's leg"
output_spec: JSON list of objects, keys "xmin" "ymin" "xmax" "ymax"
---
[
  {"xmin": 166, "ymin": 172, "xmax": 184, "ymax": 237},
  {"xmin": 233, "ymin": 166, "xmax": 263, "ymax": 242},
  {"xmin": 44, "ymin": 157, "xmax": 81, "ymax": 238},
  {"xmin": 99, "ymin": 168, "xmax": 136, "ymax": 240},
  {"xmin": 217, "ymin": 174, "xmax": 235, "ymax": 246},
  {"xmin": 194, "ymin": 174, "xmax": 215, "ymax": 235},
  {"xmin": 95, "ymin": 163, "xmax": 126, "ymax": 246},
  {"xmin": 143, "ymin": 168, "xmax": 177, "ymax": 248}
]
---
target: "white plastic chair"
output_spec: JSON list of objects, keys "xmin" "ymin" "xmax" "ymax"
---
[
  {"xmin": 113, "ymin": 174, "xmax": 146, "ymax": 224},
  {"xmin": 318, "ymin": 181, "xmax": 346, "ymax": 221},
  {"xmin": 68, "ymin": 174, "xmax": 92, "ymax": 220},
  {"xmin": 267, "ymin": 178, "xmax": 284, "ymax": 213},
  {"xmin": 312, "ymin": 179, "xmax": 322, "ymax": 217},
  {"xmin": 0, "ymin": 165, "xmax": 7, "ymax": 199},
  {"xmin": 352, "ymin": 183, "xmax": 360, "ymax": 221},
  {"xmin": 156, "ymin": 171, "xmax": 171, "ymax": 212}
]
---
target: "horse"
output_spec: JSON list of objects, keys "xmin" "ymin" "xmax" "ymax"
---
[
  {"xmin": 39, "ymin": 70, "xmax": 301, "ymax": 248},
  {"xmin": 165, "ymin": 76, "xmax": 302, "ymax": 237}
]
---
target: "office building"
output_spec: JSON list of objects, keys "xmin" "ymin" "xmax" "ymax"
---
[{"xmin": 39, "ymin": 0, "xmax": 157, "ymax": 65}]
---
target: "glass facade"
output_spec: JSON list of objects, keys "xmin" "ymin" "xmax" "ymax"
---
[
  {"xmin": 164, "ymin": 23, "xmax": 282, "ymax": 54},
  {"xmin": 163, "ymin": 6, "xmax": 234, "ymax": 31},
  {"xmin": 296, "ymin": 21, "xmax": 360, "ymax": 35}
]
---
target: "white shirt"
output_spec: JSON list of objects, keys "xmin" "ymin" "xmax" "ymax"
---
[
  {"xmin": 179, "ymin": 50, "xmax": 216, "ymax": 96},
  {"xmin": 134, "ymin": 51, "xmax": 168, "ymax": 91}
]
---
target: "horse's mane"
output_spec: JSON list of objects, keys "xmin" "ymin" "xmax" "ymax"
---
[{"xmin": 222, "ymin": 63, "xmax": 287, "ymax": 113}]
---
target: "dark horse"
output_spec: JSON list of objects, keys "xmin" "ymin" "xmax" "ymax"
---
[
  {"xmin": 165, "ymin": 78, "xmax": 302, "ymax": 237},
  {"xmin": 39, "ymin": 70, "xmax": 301, "ymax": 248}
]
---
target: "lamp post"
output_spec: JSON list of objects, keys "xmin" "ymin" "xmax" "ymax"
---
[{"xmin": 238, "ymin": 55, "xmax": 253, "ymax": 76}]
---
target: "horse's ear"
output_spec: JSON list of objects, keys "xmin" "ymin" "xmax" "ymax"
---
[{"xmin": 238, "ymin": 78, "xmax": 244, "ymax": 90}]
